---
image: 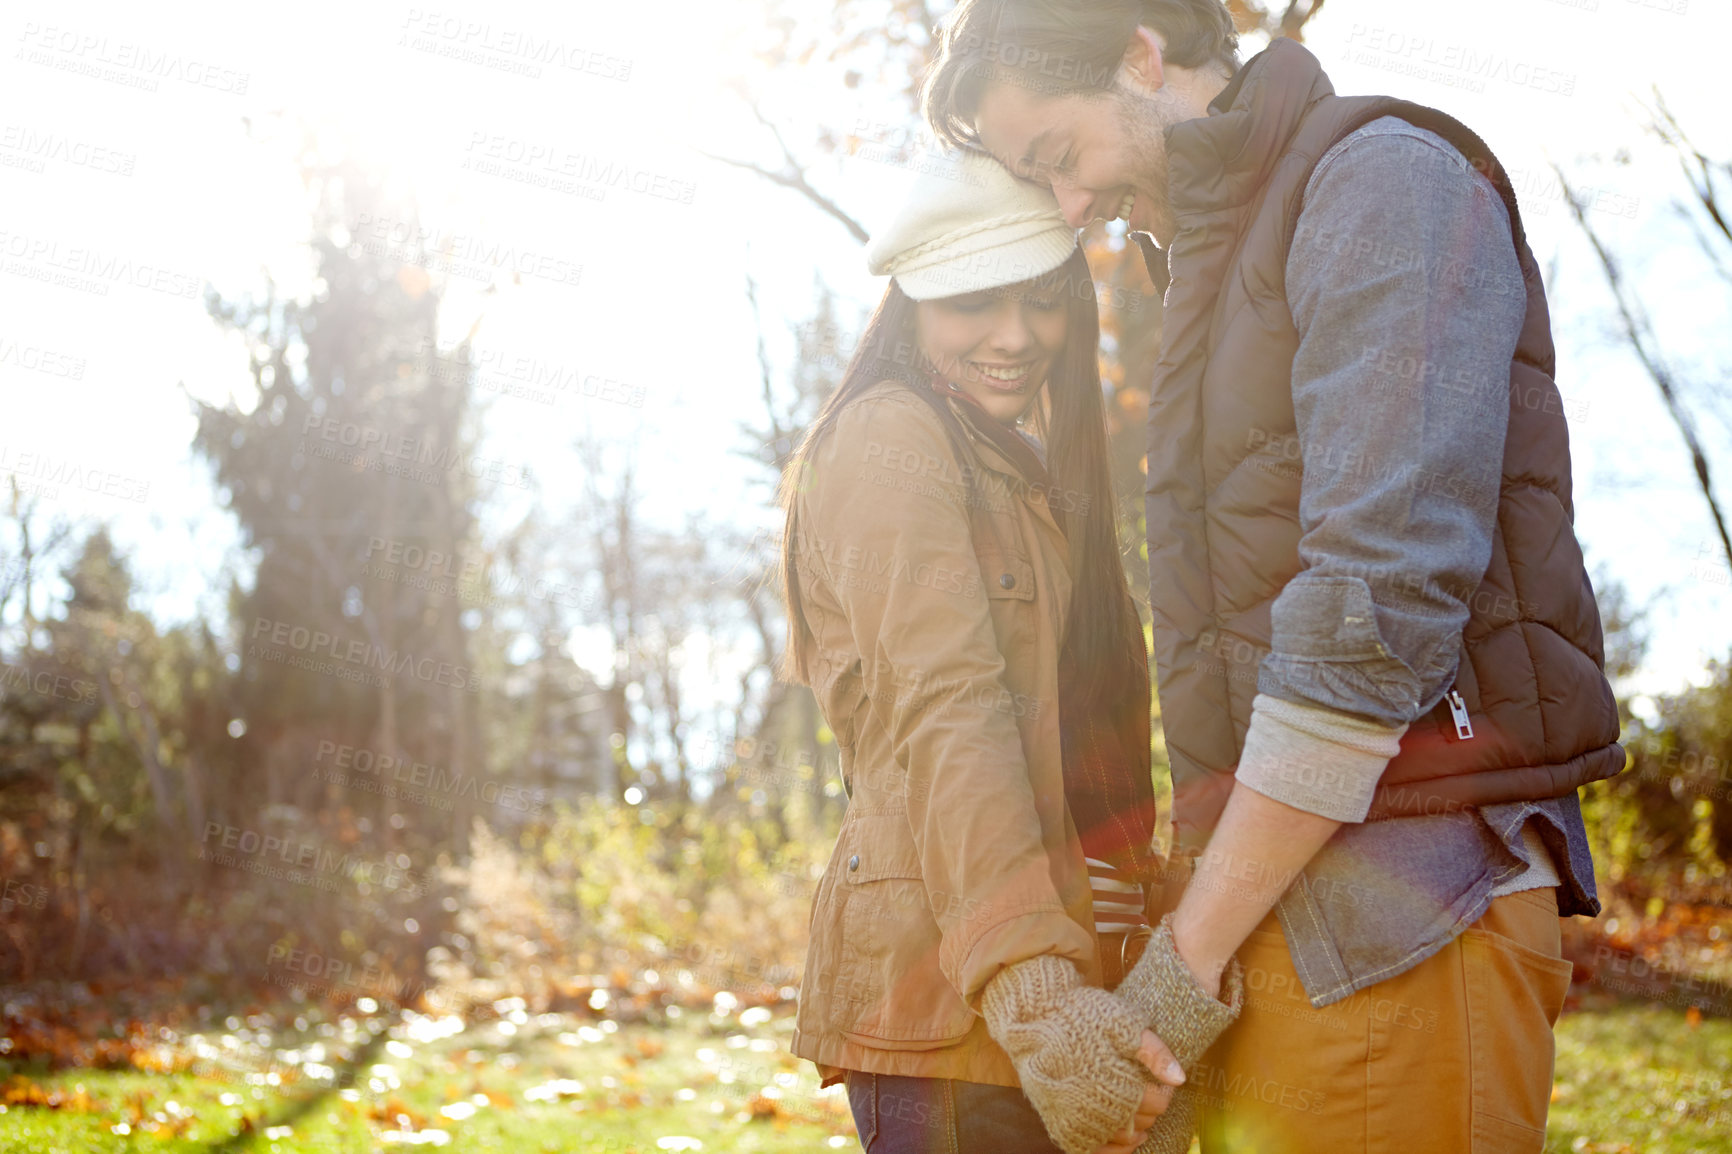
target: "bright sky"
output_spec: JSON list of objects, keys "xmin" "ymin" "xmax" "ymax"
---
[{"xmin": 1, "ymin": 0, "xmax": 1727, "ymax": 715}]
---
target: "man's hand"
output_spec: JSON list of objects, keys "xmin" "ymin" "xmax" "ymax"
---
[
  {"xmin": 1173, "ymin": 933, "xmax": 1225, "ymax": 1003},
  {"xmin": 1108, "ymin": 918, "xmax": 1247, "ymax": 1154},
  {"xmin": 1093, "ymin": 1030, "xmax": 1183, "ymax": 1154},
  {"xmin": 1169, "ymin": 781, "xmax": 1343, "ymax": 997}
]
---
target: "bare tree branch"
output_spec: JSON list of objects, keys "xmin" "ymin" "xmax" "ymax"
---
[
  {"xmin": 741, "ymin": 269, "xmax": 804, "ymax": 473},
  {"xmin": 1228, "ymin": 0, "xmax": 1327, "ymax": 41},
  {"xmin": 1278, "ymin": 0, "xmax": 1327, "ymax": 41},
  {"xmin": 744, "ymin": 271, "xmax": 778, "ymax": 435},
  {"xmin": 1649, "ymin": 90, "xmax": 1732, "ymax": 251},
  {"xmin": 0, "ymin": 484, "xmax": 74, "ymax": 650},
  {"xmin": 1556, "ymin": 165, "xmax": 1732, "ymax": 573},
  {"xmin": 700, "ymin": 104, "xmax": 870, "ymax": 246},
  {"xmin": 1645, "ymin": 90, "xmax": 1732, "ymax": 301}
]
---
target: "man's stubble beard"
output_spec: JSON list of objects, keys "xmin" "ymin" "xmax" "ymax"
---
[{"xmin": 1112, "ymin": 85, "xmax": 1183, "ymax": 245}]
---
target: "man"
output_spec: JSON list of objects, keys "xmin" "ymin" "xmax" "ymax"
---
[{"xmin": 922, "ymin": 2, "xmax": 1625, "ymax": 1151}]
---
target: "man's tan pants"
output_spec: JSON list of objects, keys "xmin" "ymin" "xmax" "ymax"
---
[{"xmin": 1197, "ymin": 887, "xmax": 1573, "ymax": 1153}]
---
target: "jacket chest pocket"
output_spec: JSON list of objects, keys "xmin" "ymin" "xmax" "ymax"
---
[
  {"xmin": 977, "ymin": 546, "xmax": 1039, "ymax": 686},
  {"xmin": 978, "ymin": 547, "xmax": 1034, "ymax": 602},
  {"xmin": 833, "ymin": 812, "xmax": 976, "ymax": 1050}
]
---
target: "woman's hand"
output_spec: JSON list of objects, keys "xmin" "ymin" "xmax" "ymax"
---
[
  {"xmin": 1093, "ymin": 1030, "xmax": 1182, "ymax": 1154},
  {"xmin": 982, "ymin": 957, "xmax": 1180, "ymax": 1154}
]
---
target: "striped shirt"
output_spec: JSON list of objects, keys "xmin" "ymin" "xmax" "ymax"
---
[{"xmin": 1086, "ymin": 856, "xmax": 1149, "ymax": 935}]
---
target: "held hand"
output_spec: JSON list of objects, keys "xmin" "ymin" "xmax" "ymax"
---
[
  {"xmin": 1170, "ymin": 909, "xmax": 1227, "ymax": 1002},
  {"xmin": 1092, "ymin": 1031, "xmax": 1184, "ymax": 1154},
  {"xmin": 1136, "ymin": 1029, "xmax": 1187, "ymax": 1089},
  {"xmin": 1109, "ymin": 916, "xmax": 1247, "ymax": 1154},
  {"xmin": 1114, "ymin": 918, "xmax": 1244, "ymax": 1065},
  {"xmin": 980, "ymin": 956, "xmax": 1166, "ymax": 1154}
]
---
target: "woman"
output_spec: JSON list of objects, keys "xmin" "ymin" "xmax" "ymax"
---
[{"xmin": 778, "ymin": 151, "xmax": 1236, "ymax": 1154}]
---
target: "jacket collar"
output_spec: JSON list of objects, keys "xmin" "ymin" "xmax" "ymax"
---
[
  {"xmin": 1166, "ymin": 38, "xmax": 1336, "ymax": 219},
  {"xmin": 943, "ymin": 394, "xmax": 1045, "ymax": 478},
  {"xmin": 936, "ymin": 390, "xmax": 1069, "ymax": 547}
]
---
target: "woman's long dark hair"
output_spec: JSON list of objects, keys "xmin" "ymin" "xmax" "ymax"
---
[{"xmin": 777, "ymin": 247, "xmax": 1142, "ymax": 702}]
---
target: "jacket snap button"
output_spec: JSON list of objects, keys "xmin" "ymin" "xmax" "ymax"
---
[
  {"xmin": 848, "ymin": 854, "xmax": 859, "ymax": 871},
  {"xmin": 999, "ymin": 573, "xmax": 1016, "ymax": 590}
]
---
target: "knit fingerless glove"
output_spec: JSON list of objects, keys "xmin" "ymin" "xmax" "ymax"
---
[
  {"xmin": 1112, "ymin": 914, "xmax": 1245, "ymax": 1154},
  {"xmin": 981, "ymin": 953, "xmax": 1154, "ymax": 1154}
]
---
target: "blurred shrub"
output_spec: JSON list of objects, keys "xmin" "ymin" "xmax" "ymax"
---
[
  {"xmin": 1583, "ymin": 656, "xmax": 1732, "ymax": 902},
  {"xmin": 427, "ymin": 801, "xmax": 829, "ymax": 1013}
]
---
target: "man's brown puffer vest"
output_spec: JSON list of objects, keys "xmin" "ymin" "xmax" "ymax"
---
[{"xmin": 1140, "ymin": 39, "xmax": 1625, "ymax": 854}]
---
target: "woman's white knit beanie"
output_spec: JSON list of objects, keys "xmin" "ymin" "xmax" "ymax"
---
[{"xmin": 865, "ymin": 149, "xmax": 1078, "ymax": 301}]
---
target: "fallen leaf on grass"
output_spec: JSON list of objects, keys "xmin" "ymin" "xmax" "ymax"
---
[
  {"xmin": 2, "ymin": 1076, "xmax": 103, "ymax": 1112},
  {"xmin": 90, "ymin": 1038, "xmax": 140, "ymax": 1069},
  {"xmin": 129, "ymin": 1045, "xmax": 185, "ymax": 1074},
  {"xmin": 366, "ymin": 1095, "xmax": 431, "ymax": 1129},
  {"xmin": 474, "ymin": 1087, "xmax": 514, "ymax": 1108},
  {"xmin": 381, "ymin": 1128, "xmax": 452, "ymax": 1146},
  {"xmin": 743, "ymin": 1093, "xmax": 783, "ymax": 1121},
  {"xmin": 523, "ymin": 1079, "xmax": 586, "ymax": 1102}
]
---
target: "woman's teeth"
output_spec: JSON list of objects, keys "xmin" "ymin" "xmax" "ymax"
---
[
  {"xmin": 970, "ymin": 363, "xmax": 1032, "ymax": 388},
  {"xmin": 1117, "ymin": 190, "xmax": 1135, "ymax": 221}
]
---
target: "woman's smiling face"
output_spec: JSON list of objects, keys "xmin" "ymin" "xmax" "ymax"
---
[{"xmin": 914, "ymin": 278, "xmax": 1070, "ymax": 425}]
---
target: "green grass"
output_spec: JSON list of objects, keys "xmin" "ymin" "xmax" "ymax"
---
[
  {"xmin": 0, "ymin": 999, "xmax": 1726, "ymax": 1153},
  {"xmin": 1547, "ymin": 1001, "xmax": 1732, "ymax": 1153},
  {"xmin": 0, "ymin": 999, "xmax": 853, "ymax": 1153}
]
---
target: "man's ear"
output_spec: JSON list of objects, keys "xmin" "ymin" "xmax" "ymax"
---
[{"xmin": 1120, "ymin": 25, "xmax": 1167, "ymax": 95}]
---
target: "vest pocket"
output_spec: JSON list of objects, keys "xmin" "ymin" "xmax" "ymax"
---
[{"xmin": 833, "ymin": 813, "xmax": 977, "ymax": 1050}]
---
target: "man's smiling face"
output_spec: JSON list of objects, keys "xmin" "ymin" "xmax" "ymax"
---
[
  {"xmin": 966, "ymin": 26, "xmax": 1235, "ymax": 247},
  {"xmin": 975, "ymin": 79, "xmax": 1176, "ymax": 241}
]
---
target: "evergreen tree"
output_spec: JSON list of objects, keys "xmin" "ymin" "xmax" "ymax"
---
[{"xmin": 191, "ymin": 148, "xmax": 484, "ymax": 848}]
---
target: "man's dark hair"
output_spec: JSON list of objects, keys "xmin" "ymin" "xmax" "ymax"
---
[{"xmin": 923, "ymin": 0, "xmax": 1241, "ymax": 148}]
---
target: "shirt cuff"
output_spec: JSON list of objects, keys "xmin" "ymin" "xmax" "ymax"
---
[{"xmin": 1234, "ymin": 693, "xmax": 1410, "ymax": 823}]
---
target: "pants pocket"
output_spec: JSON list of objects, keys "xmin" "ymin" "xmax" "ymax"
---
[
  {"xmin": 846, "ymin": 1071, "xmax": 877, "ymax": 1151},
  {"xmin": 952, "ymin": 1080, "xmax": 1064, "ymax": 1152},
  {"xmin": 1463, "ymin": 893, "xmax": 1573, "ymax": 1152},
  {"xmin": 848, "ymin": 1073, "xmax": 955, "ymax": 1153}
]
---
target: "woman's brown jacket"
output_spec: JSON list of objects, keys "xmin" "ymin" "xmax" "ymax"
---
[{"xmin": 787, "ymin": 380, "xmax": 1104, "ymax": 1089}]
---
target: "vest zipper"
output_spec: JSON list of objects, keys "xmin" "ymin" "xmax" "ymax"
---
[{"xmin": 1446, "ymin": 689, "xmax": 1475, "ymax": 741}]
